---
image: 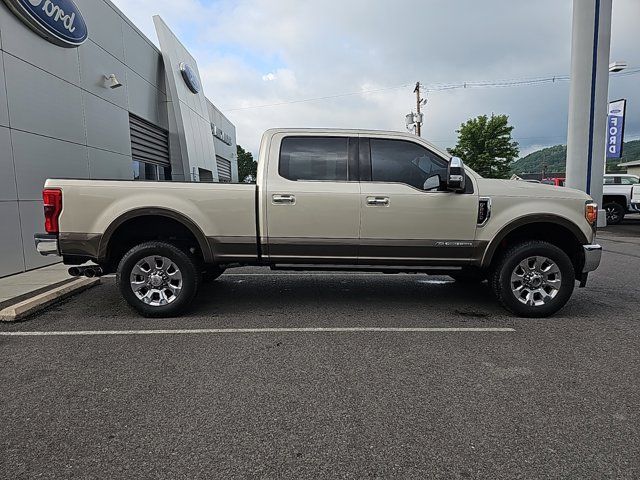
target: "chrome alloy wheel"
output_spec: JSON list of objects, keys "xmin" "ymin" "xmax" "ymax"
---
[
  {"xmin": 129, "ymin": 256, "xmax": 183, "ymax": 306},
  {"xmin": 510, "ymin": 256, "xmax": 562, "ymax": 307}
]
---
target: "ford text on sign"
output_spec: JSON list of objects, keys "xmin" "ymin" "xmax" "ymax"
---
[{"xmin": 606, "ymin": 99, "xmax": 627, "ymax": 159}]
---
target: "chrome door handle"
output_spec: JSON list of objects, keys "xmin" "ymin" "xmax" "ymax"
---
[
  {"xmin": 366, "ymin": 196, "xmax": 390, "ymax": 206},
  {"xmin": 272, "ymin": 194, "xmax": 296, "ymax": 205}
]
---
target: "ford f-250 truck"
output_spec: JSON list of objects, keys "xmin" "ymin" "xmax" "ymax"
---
[{"xmin": 34, "ymin": 129, "xmax": 602, "ymax": 318}]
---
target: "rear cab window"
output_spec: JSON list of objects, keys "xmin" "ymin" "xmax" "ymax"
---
[{"xmin": 279, "ymin": 137, "xmax": 349, "ymax": 181}]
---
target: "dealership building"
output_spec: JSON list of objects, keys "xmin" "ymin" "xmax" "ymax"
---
[{"xmin": 0, "ymin": 0, "xmax": 238, "ymax": 277}]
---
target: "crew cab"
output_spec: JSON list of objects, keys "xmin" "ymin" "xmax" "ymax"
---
[{"xmin": 34, "ymin": 129, "xmax": 602, "ymax": 318}]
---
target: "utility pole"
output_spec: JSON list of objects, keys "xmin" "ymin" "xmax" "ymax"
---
[{"xmin": 414, "ymin": 82, "xmax": 423, "ymax": 136}]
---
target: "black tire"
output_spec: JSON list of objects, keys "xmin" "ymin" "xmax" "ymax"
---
[
  {"xmin": 604, "ymin": 202, "xmax": 625, "ymax": 225},
  {"xmin": 490, "ymin": 240, "xmax": 575, "ymax": 318},
  {"xmin": 449, "ymin": 268, "xmax": 486, "ymax": 284},
  {"xmin": 202, "ymin": 266, "xmax": 225, "ymax": 283},
  {"xmin": 116, "ymin": 241, "xmax": 200, "ymax": 317}
]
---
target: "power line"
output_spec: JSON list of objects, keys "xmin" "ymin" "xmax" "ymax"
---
[
  {"xmin": 224, "ymin": 84, "xmax": 412, "ymax": 111},
  {"xmin": 222, "ymin": 68, "xmax": 640, "ymax": 112}
]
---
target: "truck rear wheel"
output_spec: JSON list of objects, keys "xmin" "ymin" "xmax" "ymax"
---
[
  {"xmin": 490, "ymin": 240, "xmax": 575, "ymax": 318},
  {"xmin": 116, "ymin": 241, "xmax": 200, "ymax": 317},
  {"xmin": 604, "ymin": 202, "xmax": 625, "ymax": 225}
]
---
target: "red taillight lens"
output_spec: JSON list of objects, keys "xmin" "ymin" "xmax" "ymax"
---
[
  {"xmin": 43, "ymin": 189, "xmax": 62, "ymax": 234},
  {"xmin": 585, "ymin": 202, "xmax": 598, "ymax": 226}
]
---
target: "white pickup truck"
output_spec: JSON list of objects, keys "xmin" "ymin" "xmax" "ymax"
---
[
  {"xmin": 603, "ymin": 173, "xmax": 640, "ymax": 225},
  {"xmin": 34, "ymin": 129, "xmax": 602, "ymax": 318}
]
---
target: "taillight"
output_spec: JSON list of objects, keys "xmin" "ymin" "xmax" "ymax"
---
[
  {"xmin": 43, "ymin": 189, "xmax": 62, "ymax": 234},
  {"xmin": 585, "ymin": 202, "xmax": 598, "ymax": 226}
]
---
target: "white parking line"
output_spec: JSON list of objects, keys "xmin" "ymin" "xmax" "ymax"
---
[{"xmin": 0, "ymin": 327, "xmax": 515, "ymax": 336}]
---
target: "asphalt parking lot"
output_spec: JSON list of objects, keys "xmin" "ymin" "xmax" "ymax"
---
[{"xmin": 1, "ymin": 225, "xmax": 639, "ymax": 479}]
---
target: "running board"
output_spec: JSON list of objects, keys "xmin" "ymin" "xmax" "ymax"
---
[{"xmin": 269, "ymin": 264, "xmax": 463, "ymax": 275}]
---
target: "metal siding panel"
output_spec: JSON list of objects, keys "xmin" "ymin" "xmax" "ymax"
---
[
  {"xmin": 0, "ymin": 127, "xmax": 17, "ymax": 201},
  {"xmin": 75, "ymin": 0, "xmax": 125, "ymax": 61},
  {"xmin": 153, "ymin": 16, "xmax": 217, "ymax": 180},
  {"xmin": 84, "ymin": 92, "xmax": 131, "ymax": 155},
  {"xmin": 0, "ymin": 201, "xmax": 25, "ymax": 277},
  {"xmin": 0, "ymin": 2, "xmax": 81, "ymax": 86},
  {"xmin": 88, "ymin": 147, "xmax": 133, "ymax": 180},
  {"xmin": 79, "ymin": 40, "xmax": 127, "ymax": 109},
  {"xmin": 12, "ymin": 130, "xmax": 89, "ymax": 201},
  {"xmin": 126, "ymin": 68, "xmax": 162, "ymax": 125},
  {"xmin": 4, "ymin": 54, "xmax": 85, "ymax": 145},
  {"xmin": 122, "ymin": 22, "xmax": 164, "ymax": 91},
  {"xmin": 0, "ymin": 51, "xmax": 9, "ymax": 128}
]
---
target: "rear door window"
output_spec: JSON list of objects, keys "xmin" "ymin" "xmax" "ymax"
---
[{"xmin": 279, "ymin": 137, "xmax": 348, "ymax": 181}]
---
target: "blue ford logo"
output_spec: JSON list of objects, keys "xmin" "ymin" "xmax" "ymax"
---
[
  {"xmin": 2, "ymin": 0, "xmax": 87, "ymax": 47},
  {"xmin": 180, "ymin": 63, "xmax": 201, "ymax": 94},
  {"xmin": 611, "ymin": 109, "xmax": 622, "ymax": 114}
]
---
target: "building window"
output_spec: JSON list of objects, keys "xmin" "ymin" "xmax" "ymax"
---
[
  {"xmin": 132, "ymin": 161, "xmax": 171, "ymax": 181},
  {"xmin": 198, "ymin": 168, "xmax": 214, "ymax": 182}
]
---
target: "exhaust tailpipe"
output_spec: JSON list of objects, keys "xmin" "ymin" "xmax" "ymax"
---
[
  {"xmin": 68, "ymin": 267, "xmax": 81, "ymax": 277},
  {"xmin": 68, "ymin": 266, "xmax": 103, "ymax": 278}
]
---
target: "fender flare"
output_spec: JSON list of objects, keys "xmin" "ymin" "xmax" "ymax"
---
[
  {"xmin": 481, "ymin": 214, "xmax": 589, "ymax": 268},
  {"xmin": 98, "ymin": 207, "xmax": 213, "ymax": 263}
]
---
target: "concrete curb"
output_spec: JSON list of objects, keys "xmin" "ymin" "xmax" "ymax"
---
[{"xmin": 0, "ymin": 277, "xmax": 100, "ymax": 322}]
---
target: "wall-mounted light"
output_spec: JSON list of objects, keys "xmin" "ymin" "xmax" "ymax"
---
[{"xmin": 104, "ymin": 74, "xmax": 123, "ymax": 89}]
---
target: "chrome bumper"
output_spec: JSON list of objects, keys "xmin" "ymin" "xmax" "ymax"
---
[
  {"xmin": 582, "ymin": 244, "xmax": 602, "ymax": 273},
  {"xmin": 34, "ymin": 233, "xmax": 59, "ymax": 256}
]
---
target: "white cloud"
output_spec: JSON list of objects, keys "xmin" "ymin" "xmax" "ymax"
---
[{"xmin": 111, "ymin": 0, "xmax": 640, "ymax": 157}]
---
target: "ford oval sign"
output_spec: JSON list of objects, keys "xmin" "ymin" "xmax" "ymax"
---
[
  {"xmin": 180, "ymin": 62, "xmax": 201, "ymax": 94},
  {"xmin": 2, "ymin": 0, "xmax": 88, "ymax": 48}
]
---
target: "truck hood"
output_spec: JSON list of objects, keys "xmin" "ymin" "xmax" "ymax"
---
[{"xmin": 475, "ymin": 178, "xmax": 592, "ymax": 201}]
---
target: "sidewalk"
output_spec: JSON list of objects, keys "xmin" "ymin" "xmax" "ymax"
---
[
  {"xmin": 0, "ymin": 263, "xmax": 101, "ymax": 321},
  {"xmin": 0, "ymin": 263, "xmax": 73, "ymax": 304}
]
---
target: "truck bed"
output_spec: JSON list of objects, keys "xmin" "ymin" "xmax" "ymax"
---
[{"xmin": 45, "ymin": 178, "xmax": 258, "ymax": 263}]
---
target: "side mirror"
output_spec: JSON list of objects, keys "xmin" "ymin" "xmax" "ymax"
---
[{"xmin": 447, "ymin": 156, "xmax": 466, "ymax": 192}]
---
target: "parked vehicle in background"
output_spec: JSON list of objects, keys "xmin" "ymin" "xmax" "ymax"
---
[
  {"xmin": 541, "ymin": 177, "xmax": 566, "ymax": 187},
  {"xmin": 34, "ymin": 128, "xmax": 602, "ymax": 318},
  {"xmin": 632, "ymin": 185, "xmax": 640, "ymax": 210},
  {"xmin": 603, "ymin": 174, "xmax": 640, "ymax": 225}
]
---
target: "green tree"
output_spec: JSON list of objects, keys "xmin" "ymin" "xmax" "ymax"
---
[
  {"xmin": 448, "ymin": 114, "xmax": 519, "ymax": 179},
  {"xmin": 237, "ymin": 144, "xmax": 257, "ymax": 182}
]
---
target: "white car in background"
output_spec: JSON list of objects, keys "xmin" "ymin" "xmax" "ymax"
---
[{"xmin": 603, "ymin": 174, "xmax": 640, "ymax": 225}]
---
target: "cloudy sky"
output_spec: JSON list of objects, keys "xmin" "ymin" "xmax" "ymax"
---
[{"xmin": 112, "ymin": 0, "xmax": 639, "ymax": 158}]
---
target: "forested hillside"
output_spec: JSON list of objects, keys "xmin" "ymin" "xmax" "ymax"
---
[{"xmin": 511, "ymin": 139, "xmax": 640, "ymax": 175}]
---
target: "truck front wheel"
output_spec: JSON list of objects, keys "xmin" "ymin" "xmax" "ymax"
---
[
  {"xmin": 116, "ymin": 241, "xmax": 200, "ymax": 317},
  {"xmin": 490, "ymin": 241, "xmax": 575, "ymax": 318}
]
